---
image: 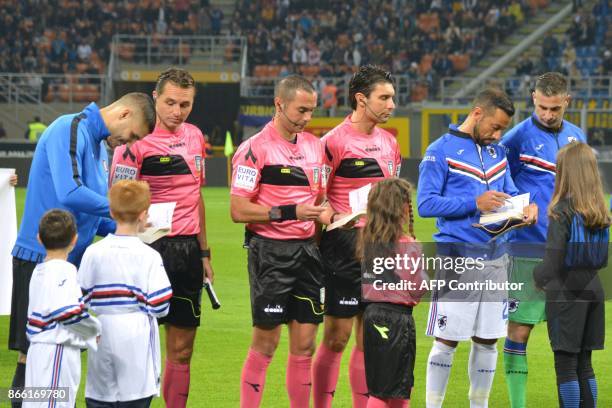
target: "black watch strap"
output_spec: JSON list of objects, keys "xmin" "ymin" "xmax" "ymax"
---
[{"xmin": 200, "ymin": 248, "xmax": 211, "ymax": 259}]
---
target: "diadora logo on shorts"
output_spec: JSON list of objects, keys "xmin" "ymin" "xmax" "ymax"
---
[
  {"xmin": 264, "ymin": 304, "xmax": 284, "ymax": 314},
  {"xmin": 339, "ymin": 297, "xmax": 359, "ymax": 306}
]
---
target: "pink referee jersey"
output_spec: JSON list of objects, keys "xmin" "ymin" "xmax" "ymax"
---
[
  {"xmin": 110, "ymin": 123, "xmax": 206, "ymax": 236},
  {"xmin": 231, "ymin": 122, "xmax": 324, "ymax": 240},
  {"xmin": 322, "ymin": 115, "xmax": 401, "ymax": 216}
]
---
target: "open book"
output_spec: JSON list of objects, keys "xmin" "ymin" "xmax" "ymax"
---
[
  {"xmin": 138, "ymin": 202, "xmax": 176, "ymax": 244},
  {"xmin": 474, "ymin": 193, "xmax": 530, "ymax": 236},
  {"xmin": 326, "ymin": 183, "xmax": 370, "ymax": 231},
  {"xmin": 479, "ymin": 193, "xmax": 530, "ymax": 225},
  {"xmin": 326, "ymin": 209, "xmax": 367, "ymax": 231}
]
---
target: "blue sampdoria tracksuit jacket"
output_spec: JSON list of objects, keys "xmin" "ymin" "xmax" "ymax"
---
[
  {"xmin": 12, "ymin": 102, "xmax": 116, "ymax": 266},
  {"xmin": 417, "ymin": 125, "xmax": 519, "ymax": 257},
  {"xmin": 500, "ymin": 114, "xmax": 586, "ymax": 257}
]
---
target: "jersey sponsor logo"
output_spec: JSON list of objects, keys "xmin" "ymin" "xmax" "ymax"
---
[
  {"xmin": 422, "ymin": 155, "xmax": 436, "ymax": 163},
  {"xmin": 437, "ymin": 314, "xmax": 447, "ymax": 330},
  {"xmin": 234, "ymin": 165, "xmax": 259, "ymax": 191},
  {"xmin": 264, "ymin": 304, "xmax": 284, "ymax": 314},
  {"xmin": 339, "ymin": 297, "xmax": 359, "ymax": 306},
  {"xmin": 487, "ymin": 146, "xmax": 497, "ymax": 158},
  {"xmin": 195, "ymin": 155, "xmax": 202, "ymax": 172},
  {"xmin": 112, "ymin": 164, "xmax": 138, "ymax": 184},
  {"xmin": 373, "ymin": 323, "xmax": 389, "ymax": 340}
]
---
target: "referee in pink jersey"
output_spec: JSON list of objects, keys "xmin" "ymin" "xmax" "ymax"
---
[
  {"xmin": 110, "ymin": 68, "xmax": 214, "ymax": 408},
  {"xmin": 312, "ymin": 65, "xmax": 401, "ymax": 408},
  {"xmin": 231, "ymin": 76, "xmax": 332, "ymax": 408}
]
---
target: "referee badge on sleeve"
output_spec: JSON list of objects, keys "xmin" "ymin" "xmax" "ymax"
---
[
  {"xmin": 195, "ymin": 155, "xmax": 202, "ymax": 171},
  {"xmin": 387, "ymin": 161, "xmax": 394, "ymax": 176}
]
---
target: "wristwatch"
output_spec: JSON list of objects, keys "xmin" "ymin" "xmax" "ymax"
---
[
  {"xmin": 200, "ymin": 248, "xmax": 211, "ymax": 259},
  {"xmin": 269, "ymin": 206, "xmax": 282, "ymax": 222}
]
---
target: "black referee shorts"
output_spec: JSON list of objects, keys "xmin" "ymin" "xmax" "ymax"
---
[
  {"xmin": 9, "ymin": 258, "xmax": 37, "ymax": 354},
  {"xmin": 247, "ymin": 233, "xmax": 325, "ymax": 327},
  {"xmin": 363, "ymin": 303, "xmax": 416, "ymax": 400},
  {"xmin": 150, "ymin": 235, "xmax": 204, "ymax": 327},
  {"xmin": 319, "ymin": 228, "xmax": 363, "ymax": 317}
]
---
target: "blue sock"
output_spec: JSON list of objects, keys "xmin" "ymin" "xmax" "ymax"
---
[
  {"xmin": 558, "ymin": 380, "xmax": 580, "ymax": 408},
  {"xmin": 588, "ymin": 378, "xmax": 597, "ymax": 404}
]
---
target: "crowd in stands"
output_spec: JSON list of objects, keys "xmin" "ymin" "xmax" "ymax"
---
[
  {"xmin": 238, "ymin": 0, "xmax": 540, "ymax": 99},
  {"xmin": 1, "ymin": 0, "xmax": 541, "ymax": 100},
  {"xmin": 0, "ymin": 0, "xmax": 609, "ymax": 103},
  {"xmin": 0, "ymin": 0, "xmax": 223, "ymax": 101},
  {"xmin": 514, "ymin": 1, "xmax": 610, "ymax": 81}
]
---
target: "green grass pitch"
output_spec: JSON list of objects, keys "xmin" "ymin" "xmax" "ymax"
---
[{"xmin": 1, "ymin": 187, "xmax": 610, "ymax": 406}]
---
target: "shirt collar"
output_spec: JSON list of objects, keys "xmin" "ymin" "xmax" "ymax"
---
[{"xmin": 83, "ymin": 102, "xmax": 111, "ymax": 143}]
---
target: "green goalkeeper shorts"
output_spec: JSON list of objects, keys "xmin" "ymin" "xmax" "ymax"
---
[{"xmin": 508, "ymin": 257, "xmax": 546, "ymax": 324}]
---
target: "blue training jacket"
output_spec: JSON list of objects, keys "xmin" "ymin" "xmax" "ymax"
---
[
  {"xmin": 417, "ymin": 125, "xmax": 518, "ymax": 254},
  {"xmin": 500, "ymin": 114, "xmax": 586, "ymax": 256},
  {"xmin": 12, "ymin": 103, "xmax": 116, "ymax": 266}
]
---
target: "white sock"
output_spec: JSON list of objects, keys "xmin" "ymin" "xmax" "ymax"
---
[
  {"xmin": 426, "ymin": 340, "xmax": 456, "ymax": 408},
  {"xmin": 468, "ymin": 341, "xmax": 498, "ymax": 408}
]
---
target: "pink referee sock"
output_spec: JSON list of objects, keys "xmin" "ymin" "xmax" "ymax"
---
[
  {"xmin": 349, "ymin": 348, "xmax": 369, "ymax": 408},
  {"xmin": 240, "ymin": 348, "xmax": 272, "ymax": 408},
  {"xmin": 313, "ymin": 343, "xmax": 343, "ymax": 408},
  {"xmin": 367, "ymin": 397, "xmax": 410, "ymax": 408},
  {"xmin": 286, "ymin": 354, "xmax": 313, "ymax": 408},
  {"xmin": 163, "ymin": 359, "xmax": 190, "ymax": 408}
]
